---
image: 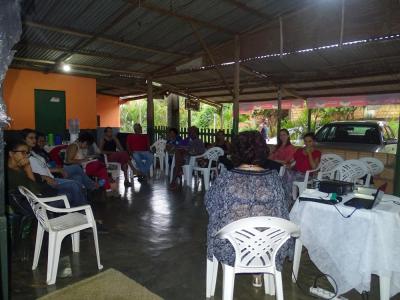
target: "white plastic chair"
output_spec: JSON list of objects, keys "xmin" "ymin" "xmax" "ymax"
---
[
  {"xmin": 164, "ymin": 151, "xmax": 170, "ymax": 175},
  {"xmin": 359, "ymin": 157, "xmax": 384, "ymax": 187},
  {"xmin": 191, "ymin": 147, "xmax": 224, "ymax": 191},
  {"xmin": 169, "ymin": 154, "xmax": 176, "ymax": 183},
  {"xmin": 292, "ymin": 160, "xmax": 320, "ymax": 200},
  {"xmin": 18, "ymin": 186, "xmax": 103, "ymax": 285},
  {"xmin": 151, "ymin": 139, "xmax": 166, "ymax": 173},
  {"xmin": 103, "ymin": 154, "xmax": 121, "ymax": 180},
  {"xmin": 206, "ymin": 216, "xmax": 300, "ymax": 300},
  {"xmin": 330, "ymin": 159, "xmax": 369, "ymax": 184},
  {"xmin": 316, "ymin": 154, "xmax": 344, "ymax": 180}
]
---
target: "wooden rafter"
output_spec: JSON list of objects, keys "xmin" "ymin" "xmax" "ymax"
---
[
  {"xmin": 190, "ymin": 23, "xmax": 232, "ymax": 95},
  {"xmin": 151, "ymin": 4, "xmax": 311, "ymax": 76},
  {"xmin": 24, "ymin": 21, "xmax": 188, "ymax": 57},
  {"xmin": 127, "ymin": 0, "xmax": 236, "ymax": 35},
  {"xmin": 13, "ymin": 57, "xmax": 144, "ymax": 76},
  {"xmin": 52, "ymin": 2, "xmax": 139, "ymax": 66},
  {"xmin": 222, "ymin": 0, "xmax": 270, "ymax": 20},
  {"xmin": 15, "ymin": 42, "xmax": 164, "ymax": 67}
]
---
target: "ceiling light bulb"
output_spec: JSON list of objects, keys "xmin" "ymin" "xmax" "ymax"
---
[{"xmin": 62, "ymin": 64, "xmax": 71, "ymax": 72}]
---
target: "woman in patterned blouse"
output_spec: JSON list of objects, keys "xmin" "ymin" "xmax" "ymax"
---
[{"xmin": 205, "ymin": 130, "xmax": 293, "ymax": 287}]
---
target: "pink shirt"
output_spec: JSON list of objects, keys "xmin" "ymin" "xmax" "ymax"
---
[{"xmin": 269, "ymin": 144, "xmax": 297, "ymax": 163}]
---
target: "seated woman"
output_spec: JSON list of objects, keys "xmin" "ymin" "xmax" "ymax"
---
[
  {"xmin": 269, "ymin": 129, "xmax": 297, "ymax": 166},
  {"xmin": 6, "ymin": 139, "xmax": 87, "ymax": 208},
  {"xmin": 34, "ymin": 131, "xmax": 98, "ymax": 191},
  {"xmin": 99, "ymin": 127, "xmax": 134, "ymax": 186},
  {"xmin": 169, "ymin": 126, "xmax": 205, "ymax": 190},
  {"xmin": 21, "ymin": 129, "xmax": 88, "ymax": 207},
  {"xmin": 286, "ymin": 132, "xmax": 321, "ymax": 199},
  {"xmin": 205, "ymin": 131, "xmax": 293, "ymax": 287},
  {"xmin": 66, "ymin": 132, "xmax": 117, "ymax": 192}
]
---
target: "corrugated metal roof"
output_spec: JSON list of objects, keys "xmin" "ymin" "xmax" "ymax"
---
[{"xmin": 11, "ymin": 0, "xmax": 400, "ymax": 100}]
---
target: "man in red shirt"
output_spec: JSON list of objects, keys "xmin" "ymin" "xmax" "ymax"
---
[{"xmin": 126, "ymin": 123, "xmax": 154, "ymax": 181}]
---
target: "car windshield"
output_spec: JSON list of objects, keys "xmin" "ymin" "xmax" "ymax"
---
[{"xmin": 316, "ymin": 124, "xmax": 381, "ymax": 144}]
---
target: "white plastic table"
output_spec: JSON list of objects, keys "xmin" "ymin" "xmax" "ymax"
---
[{"xmin": 290, "ymin": 189, "xmax": 400, "ymax": 299}]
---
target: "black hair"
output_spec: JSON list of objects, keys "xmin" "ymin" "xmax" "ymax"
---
[
  {"xmin": 168, "ymin": 128, "xmax": 178, "ymax": 135},
  {"xmin": 276, "ymin": 128, "xmax": 292, "ymax": 149},
  {"xmin": 6, "ymin": 139, "xmax": 28, "ymax": 153},
  {"xmin": 20, "ymin": 128, "xmax": 36, "ymax": 140},
  {"xmin": 303, "ymin": 132, "xmax": 316, "ymax": 140},
  {"xmin": 36, "ymin": 131, "xmax": 46, "ymax": 139},
  {"xmin": 77, "ymin": 132, "xmax": 95, "ymax": 145},
  {"xmin": 104, "ymin": 127, "xmax": 112, "ymax": 133}
]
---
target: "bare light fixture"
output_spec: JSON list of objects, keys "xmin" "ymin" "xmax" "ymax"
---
[{"xmin": 62, "ymin": 64, "xmax": 71, "ymax": 72}]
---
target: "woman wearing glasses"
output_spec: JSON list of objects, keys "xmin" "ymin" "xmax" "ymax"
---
[{"xmin": 21, "ymin": 129, "xmax": 88, "ymax": 207}]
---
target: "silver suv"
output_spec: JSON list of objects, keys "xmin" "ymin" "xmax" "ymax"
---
[{"xmin": 315, "ymin": 121, "xmax": 398, "ymax": 153}]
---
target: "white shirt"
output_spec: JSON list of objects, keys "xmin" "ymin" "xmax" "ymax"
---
[{"xmin": 29, "ymin": 151, "xmax": 54, "ymax": 178}]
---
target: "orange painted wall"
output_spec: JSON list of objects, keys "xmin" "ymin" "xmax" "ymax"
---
[
  {"xmin": 3, "ymin": 68, "xmax": 97, "ymax": 129},
  {"xmin": 96, "ymin": 94, "xmax": 120, "ymax": 127}
]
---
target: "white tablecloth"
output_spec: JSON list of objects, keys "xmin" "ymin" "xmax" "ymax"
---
[{"xmin": 289, "ymin": 190, "xmax": 400, "ymax": 297}]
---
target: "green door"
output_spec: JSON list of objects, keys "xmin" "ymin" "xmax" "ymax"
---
[{"xmin": 35, "ymin": 89, "xmax": 66, "ymax": 135}]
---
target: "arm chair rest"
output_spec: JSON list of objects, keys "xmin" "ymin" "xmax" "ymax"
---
[
  {"xmin": 38, "ymin": 194, "xmax": 71, "ymax": 208},
  {"xmin": 39, "ymin": 202, "xmax": 92, "ymax": 215}
]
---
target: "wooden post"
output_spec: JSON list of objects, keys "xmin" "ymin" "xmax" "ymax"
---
[
  {"xmin": 307, "ymin": 109, "xmax": 312, "ymax": 132},
  {"xmin": 277, "ymin": 85, "xmax": 282, "ymax": 135},
  {"xmin": 394, "ymin": 114, "xmax": 400, "ymax": 196},
  {"xmin": 188, "ymin": 109, "xmax": 191, "ymax": 127},
  {"xmin": 219, "ymin": 107, "xmax": 223, "ymax": 129},
  {"xmin": 147, "ymin": 78, "xmax": 154, "ymax": 143},
  {"xmin": 167, "ymin": 93, "xmax": 180, "ymax": 130},
  {"xmin": 233, "ymin": 35, "xmax": 240, "ymax": 134}
]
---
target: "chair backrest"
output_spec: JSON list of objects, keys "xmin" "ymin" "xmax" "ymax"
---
[
  {"xmin": 204, "ymin": 147, "xmax": 224, "ymax": 169},
  {"xmin": 217, "ymin": 216, "xmax": 299, "ymax": 272},
  {"xmin": 319, "ymin": 154, "xmax": 344, "ymax": 175},
  {"xmin": 18, "ymin": 186, "xmax": 50, "ymax": 231},
  {"xmin": 359, "ymin": 157, "xmax": 384, "ymax": 176},
  {"xmin": 151, "ymin": 139, "xmax": 166, "ymax": 154},
  {"xmin": 204, "ymin": 147, "xmax": 224, "ymax": 161},
  {"xmin": 331, "ymin": 159, "xmax": 369, "ymax": 183}
]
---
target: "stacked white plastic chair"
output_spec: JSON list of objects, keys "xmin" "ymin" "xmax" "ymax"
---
[
  {"xmin": 18, "ymin": 186, "xmax": 103, "ymax": 285},
  {"xmin": 206, "ymin": 216, "xmax": 301, "ymax": 300},
  {"xmin": 151, "ymin": 139, "xmax": 166, "ymax": 173},
  {"xmin": 359, "ymin": 157, "xmax": 384, "ymax": 187},
  {"xmin": 191, "ymin": 147, "xmax": 224, "ymax": 191},
  {"xmin": 330, "ymin": 159, "xmax": 369, "ymax": 184},
  {"xmin": 292, "ymin": 153, "xmax": 344, "ymax": 199},
  {"xmin": 316, "ymin": 153, "xmax": 344, "ymax": 180}
]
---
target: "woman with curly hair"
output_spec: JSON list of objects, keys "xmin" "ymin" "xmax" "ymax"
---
[{"xmin": 205, "ymin": 130, "xmax": 293, "ymax": 288}]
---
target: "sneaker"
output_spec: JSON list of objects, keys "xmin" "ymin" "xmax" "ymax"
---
[{"xmin": 252, "ymin": 275, "xmax": 262, "ymax": 288}]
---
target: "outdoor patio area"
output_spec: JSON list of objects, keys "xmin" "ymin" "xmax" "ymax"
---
[{"xmin": 10, "ymin": 176, "xmax": 385, "ymax": 300}]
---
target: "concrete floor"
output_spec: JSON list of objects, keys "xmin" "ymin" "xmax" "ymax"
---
[{"xmin": 10, "ymin": 174, "xmax": 395, "ymax": 300}]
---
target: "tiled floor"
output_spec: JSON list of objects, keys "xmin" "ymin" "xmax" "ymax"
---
[{"xmin": 10, "ymin": 174, "xmax": 390, "ymax": 299}]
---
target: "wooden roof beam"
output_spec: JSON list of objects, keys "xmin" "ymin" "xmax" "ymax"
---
[
  {"xmin": 24, "ymin": 21, "xmax": 188, "ymax": 57},
  {"xmin": 128, "ymin": 1, "xmax": 236, "ymax": 35},
  {"xmin": 13, "ymin": 57, "xmax": 144, "ymax": 76},
  {"xmin": 222, "ymin": 0, "xmax": 270, "ymax": 20},
  {"xmin": 191, "ymin": 23, "xmax": 233, "ymax": 96},
  {"xmin": 15, "ymin": 42, "xmax": 163, "ymax": 68}
]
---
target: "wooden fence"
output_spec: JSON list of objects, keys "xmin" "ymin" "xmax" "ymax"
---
[{"xmin": 154, "ymin": 126, "xmax": 234, "ymax": 144}]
